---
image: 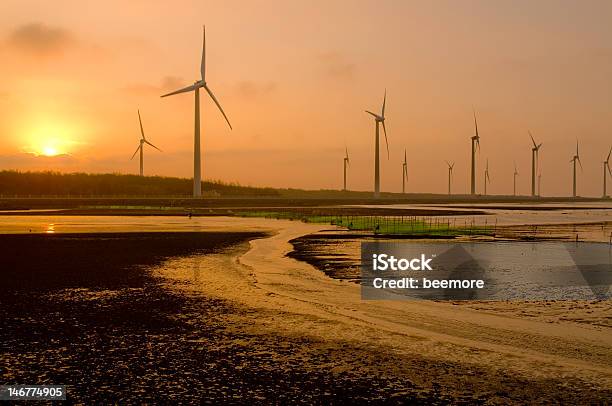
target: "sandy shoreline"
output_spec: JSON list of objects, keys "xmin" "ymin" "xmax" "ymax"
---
[{"xmin": 158, "ymin": 218, "xmax": 612, "ymax": 401}]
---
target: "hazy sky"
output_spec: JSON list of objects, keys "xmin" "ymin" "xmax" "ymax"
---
[{"xmin": 0, "ymin": 0, "xmax": 611, "ymax": 196}]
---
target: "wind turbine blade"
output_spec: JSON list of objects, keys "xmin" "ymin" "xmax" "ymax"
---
[
  {"xmin": 404, "ymin": 149, "xmax": 407, "ymax": 165},
  {"xmin": 365, "ymin": 110, "xmax": 379, "ymax": 118},
  {"xmin": 476, "ymin": 138, "xmax": 480, "ymax": 153},
  {"xmin": 450, "ymin": 162, "xmax": 454, "ymax": 169},
  {"xmin": 145, "ymin": 140, "xmax": 162, "ymax": 152},
  {"xmin": 607, "ymin": 146, "xmax": 612, "ymax": 162},
  {"xmin": 381, "ymin": 89, "xmax": 386, "ymax": 117},
  {"xmin": 130, "ymin": 144, "xmax": 141, "ymax": 160},
  {"xmin": 537, "ymin": 143, "xmax": 542, "ymax": 150},
  {"xmin": 204, "ymin": 85, "xmax": 232, "ymax": 130},
  {"xmin": 382, "ymin": 121, "xmax": 389, "ymax": 159},
  {"xmin": 607, "ymin": 162, "xmax": 612, "ymax": 176},
  {"xmin": 445, "ymin": 160, "xmax": 450, "ymax": 168},
  {"xmin": 473, "ymin": 109, "xmax": 479, "ymax": 137},
  {"xmin": 576, "ymin": 140, "xmax": 579, "ymax": 156},
  {"xmin": 578, "ymin": 157, "xmax": 583, "ymax": 171},
  {"xmin": 528, "ymin": 131, "xmax": 537, "ymax": 148},
  {"xmin": 138, "ymin": 110, "xmax": 145, "ymax": 140},
  {"xmin": 201, "ymin": 25, "xmax": 206, "ymax": 82},
  {"xmin": 161, "ymin": 83, "xmax": 198, "ymax": 97}
]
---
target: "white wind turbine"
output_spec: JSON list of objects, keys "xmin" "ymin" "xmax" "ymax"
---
[
  {"xmin": 343, "ymin": 147, "xmax": 350, "ymax": 191},
  {"xmin": 570, "ymin": 140, "xmax": 582, "ymax": 197},
  {"xmin": 445, "ymin": 161, "xmax": 454, "ymax": 196},
  {"xmin": 365, "ymin": 90, "xmax": 389, "ymax": 198},
  {"xmin": 161, "ymin": 26, "xmax": 232, "ymax": 197},
  {"xmin": 513, "ymin": 161, "xmax": 518, "ymax": 196},
  {"xmin": 603, "ymin": 146, "xmax": 612, "ymax": 198},
  {"xmin": 484, "ymin": 159, "xmax": 491, "ymax": 196},
  {"xmin": 131, "ymin": 110, "xmax": 161, "ymax": 176},
  {"xmin": 470, "ymin": 110, "xmax": 481, "ymax": 195},
  {"xmin": 529, "ymin": 131, "xmax": 542, "ymax": 197},
  {"xmin": 402, "ymin": 149, "xmax": 408, "ymax": 194}
]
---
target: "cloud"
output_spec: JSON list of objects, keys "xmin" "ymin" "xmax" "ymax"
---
[
  {"xmin": 6, "ymin": 23, "xmax": 75, "ymax": 57},
  {"xmin": 234, "ymin": 81, "xmax": 276, "ymax": 99},
  {"xmin": 120, "ymin": 76, "xmax": 186, "ymax": 96},
  {"xmin": 0, "ymin": 152, "xmax": 80, "ymax": 171},
  {"xmin": 317, "ymin": 51, "xmax": 356, "ymax": 80}
]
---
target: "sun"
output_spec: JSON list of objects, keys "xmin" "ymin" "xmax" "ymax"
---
[
  {"xmin": 41, "ymin": 145, "xmax": 60, "ymax": 156},
  {"xmin": 21, "ymin": 117, "xmax": 78, "ymax": 157}
]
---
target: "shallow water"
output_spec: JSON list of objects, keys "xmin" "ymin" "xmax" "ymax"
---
[{"xmin": 0, "ymin": 215, "xmax": 273, "ymax": 234}]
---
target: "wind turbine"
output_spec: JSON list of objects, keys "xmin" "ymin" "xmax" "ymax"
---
[
  {"xmin": 445, "ymin": 161, "xmax": 454, "ymax": 196},
  {"xmin": 365, "ymin": 90, "xmax": 389, "ymax": 198},
  {"xmin": 513, "ymin": 161, "xmax": 518, "ymax": 196},
  {"xmin": 343, "ymin": 147, "xmax": 350, "ymax": 191},
  {"xmin": 529, "ymin": 131, "xmax": 542, "ymax": 197},
  {"xmin": 402, "ymin": 149, "xmax": 408, "ymax": 194},
  {"xmin": 570, "ymin": 140, "xmax": 582, "ymax": 197},
  {"xmin": 484, "ymin": 159, "xmax": 491, "ymax": 196},
  {"xmin": 602, "ymin": 146, "xmax": 612, "ymax": 198},
  {"xmin": 470, "ymin": 110, "xmax": 480, "ymax": 195},
  {"xmin": 130, "ymin": 110, "xmax": 161, "ymax": 176},
  {"xmin": 161, "ymin": 26, "xmax": 232, "ymax": 197}
]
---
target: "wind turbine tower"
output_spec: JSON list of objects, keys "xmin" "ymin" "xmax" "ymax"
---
[
  {"xmin": 161, "ymin": 26, "xmax": 232, "ymax": 197},
  {"xmin": 470, "ymin": 111, "xmax": 480, "ymax": 195},
  {"xmin": 602, "ymin": 147, "xmax": 612, "ymax": 198},
  {"xmin": 402, "ymin": 150, "xmax": 408, "ymax": 194},
  {"xmin": 529, "ymin": 131, "xmax": 542, "ymax": 197},
  {"xmin": 365, "ymin": 91, "xmax": 389, "ymax": 198},
  {"xmin": 570, "ymin": 140, "xmax": 582, "ymax": 197},
  {"xmin": 446, "ymin": 161, "xmax": 454, "ymax": 195},
  {"xmin": 130, "ymin": 110, "xmax": 161, "ymax": 176},
  {"xmin": 343, "ymin": 147, "xmax": 350, "ymax": 191},
  {"xmin": 513, "ymin": 161, "xmax": 518, "ymax": 196},
  {"xmin": 484, "ymin": 159, "xmax": 491, "ymax": 196}
]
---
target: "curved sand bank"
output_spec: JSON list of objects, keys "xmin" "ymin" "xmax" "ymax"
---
[{"xmin": 160, "ymin": 217, "xmax": 612, "ymax": 397}]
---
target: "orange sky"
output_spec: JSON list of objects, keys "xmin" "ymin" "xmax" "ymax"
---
[{"xmin": 0, "ymin": 0, "xmax": 611, "ymax": 196}]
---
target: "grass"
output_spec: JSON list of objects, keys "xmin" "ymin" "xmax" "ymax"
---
[{"xmin": 236, "ymin": 211, "xmax": 495, "ymax": 237}]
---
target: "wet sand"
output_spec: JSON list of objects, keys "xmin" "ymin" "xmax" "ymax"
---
[
  {"xmin": 1, "ymin": 218, "xmax": 611, "ymax": 402},
  {"xmin": 160, "ymin": 218, "xmax": 611, "ymax": 402}
]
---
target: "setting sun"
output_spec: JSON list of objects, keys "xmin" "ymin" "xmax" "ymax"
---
[{"xmin": 41, "ymin": 146, "xmax": 59, "ymax": 157}]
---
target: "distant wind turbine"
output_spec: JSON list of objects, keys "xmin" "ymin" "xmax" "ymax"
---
[
  {"xmin": 402, "ymin": 150, "xmax": 408, "ymax": 194},
  {"xmin": 445, "ymin": 161, "xmax": 454, "ymax": 196},
  {"xmin": 513, "ymin": 161, "xmax": 518, "ymax": 196},
  {"xmin": 343, "ymin": 147, "xmax": 350, "ymax": 191},
  {"xmin": 365, "ymin": 90, "xmax": 389, "ymax": 198},
  {"xmin": 570, "ymin": 140, "xmax": 582, "ymax": 197},
  {"xmin": 602, "ymin": 146, "xmax": 612, "ymax": 198},
  {"xmin": 529, "ymin": 131, "xmax": 542, "ymax": 197},
  {"xmin": 161, "ymin": 25, "xmax": 232, "ymax": 197},
  {"xmin": 131, "ymin": 110, "xmax": 161, "ymax": 176},
  {"xmin": 484, "ymin": 159, "xmax": 491, "ymax": 196},
  {"xmin": 470, "ymin": 110, "xmax": 481, "ymax": 195}
]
